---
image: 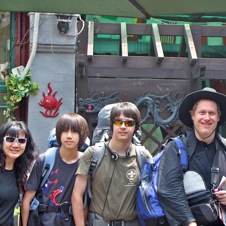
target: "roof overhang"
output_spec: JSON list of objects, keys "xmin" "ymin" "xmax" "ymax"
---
[{"xmin": 1, "ymin": 0, "xmax": 226, "ymax": 21}]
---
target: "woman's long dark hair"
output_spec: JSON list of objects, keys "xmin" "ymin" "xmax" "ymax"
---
[{"xmin": 0, "ymin": 121, "xmax": 38, "ymax": 191}]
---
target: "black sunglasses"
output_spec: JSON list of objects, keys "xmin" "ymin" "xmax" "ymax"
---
[
  {"xmin": 4, "ymin": 136, "xmax": 27, "ymax": 144},
  {"xmin": 113, "ymin": 118, "xmax": 136, "ymax": 127}
]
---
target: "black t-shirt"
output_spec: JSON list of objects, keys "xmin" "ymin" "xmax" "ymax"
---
[
  {"xmin": 26, "ymin": 149, "xmax": 79, "ymax": 226},
  {"xmin": 0, "ymin": 168, "xmax": 18, "ymax": 225},
  {"xmin": 189, "ymin": 139, "xmax": 216, "ymax": 190}
]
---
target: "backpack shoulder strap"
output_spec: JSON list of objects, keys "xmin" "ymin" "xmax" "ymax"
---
[
  {"xmin": 172, "ymin": 137, "xmax": 188, "ymax": 171},
  {"xmin": 86, "ymin": 143, "xmax": 106, "ymax": 200},
  {"xmin": 90, "ymin": 142, "xmax": 106, "ymax": 180},
  {"xmin": 40, "ymin": 147, "xmax": 58, "ymax": 188},
  {"xmin": 211, "ymin": 149, "xmax": 220, "ymax": 189},
  {"xmin": 135, "ymin": 145, "xmax": 149, "ymax": 170}
]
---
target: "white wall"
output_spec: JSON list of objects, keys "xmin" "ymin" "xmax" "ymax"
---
[{"xmin": 27, "ymin": 13, "xmax": 78, "ymax": 153}]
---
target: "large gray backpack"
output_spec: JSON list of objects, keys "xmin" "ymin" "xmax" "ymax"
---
[
  {"xmin": 92, "ymin": 103, "xmax": 141, "ymax": 145},
  {"xmin": 92, "ymin": 103, "xmax": 117, "ymax": 145}
]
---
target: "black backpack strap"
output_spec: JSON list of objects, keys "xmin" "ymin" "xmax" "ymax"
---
[
  {"xmin": 87, "ymin": 143, "xmax": 106, "ymax": 199},
  {"xmin": 211, "ymin": 150, "xmax": 220, "ymax": 190},
  {"xmin": 90, "ymin": 142, "xmax": 106, "ymax": 180}
]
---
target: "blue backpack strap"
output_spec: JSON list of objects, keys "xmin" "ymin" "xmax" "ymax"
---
[
  {"xmin": 172, "ymin": 137, "xmax": 188, "ymax": 171},
  {"xmin": 40, "ymin": 147, "xmax": 58, "ymax": 188},
  {"xmin": 30, "ymin": 147, "xmax": 57, "ymax": 211},
  {"xmin": 135, "ymin": 145, "xmax": 150, "ymax": 170}
]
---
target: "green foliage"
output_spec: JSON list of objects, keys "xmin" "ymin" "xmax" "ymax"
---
[{"xmin": 4, "ymin": 71, "xmax": 39, "ymax": 120}]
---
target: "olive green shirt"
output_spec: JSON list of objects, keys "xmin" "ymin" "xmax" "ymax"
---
[{"xmin": 76, "ymin": 143, "xmax": 152, "ymax": 221}]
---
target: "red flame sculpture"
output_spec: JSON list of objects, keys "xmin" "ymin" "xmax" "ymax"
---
[{"xmin": 39, "ymin": 82, "xmax": 62, "ymax": 117}]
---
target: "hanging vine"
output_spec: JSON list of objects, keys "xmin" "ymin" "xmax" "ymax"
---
[{"xmin": 4, "ymin": 71, "xmax": 39, "ymax": 120}]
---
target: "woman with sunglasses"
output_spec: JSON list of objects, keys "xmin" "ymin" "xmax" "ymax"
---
[
  {"xmin": 72, "ymin": 102, "xmax": 152, "ymax": 226},
  {"xmin": 0, "ymin": 121, "xmax": 38, "ymax": 226}
]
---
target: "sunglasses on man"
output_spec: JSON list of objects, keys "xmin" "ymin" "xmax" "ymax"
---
[{"xmin": 113, "ymin": 118, "xmax": 136, "ymax": 127}]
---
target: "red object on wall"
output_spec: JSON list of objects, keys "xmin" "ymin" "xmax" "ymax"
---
[
  {"xmin": 39, "ymin": 82, "xmax": 63, "ymax": 117},
  {"xmin": 210, "ymin": 80, "xmax": 226, "ymax": 95},
  {"xmin": 201, "ymin": 37, "xmax": 207, "ymax": 45}
]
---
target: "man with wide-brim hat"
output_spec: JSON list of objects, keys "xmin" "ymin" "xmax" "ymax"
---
[
  {"xmin": 179, "ymin": 87, "xmax": 226, "ymax": 128},
  {"xmin": 157, "ymin": 87, "xmax": 226, "ymax": 226}
]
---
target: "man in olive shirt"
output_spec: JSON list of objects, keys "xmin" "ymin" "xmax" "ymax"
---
[{"xmin": 72, "ymin": 102, "xmax": 152, "ymax": 226}]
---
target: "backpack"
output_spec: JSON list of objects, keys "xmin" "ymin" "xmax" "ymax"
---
[
  {"xmin": 92, "ymin": 103, "xmax": 141, "ymax": 145},
  {"xmin": 92, "ymin": 103, "xmax": 117, "ymax": 145},
  {"xmin": 136, "ymin": 137, "xmax": 188, "ymax": 226},
  {"xmin": 47, "ymin": 128, "xmax": 59, "ymax": 148}
]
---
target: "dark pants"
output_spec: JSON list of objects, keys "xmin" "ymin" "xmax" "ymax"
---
[
  {"xmin": 88, "ymin": 212, "xmax": 141, "ymax": 226},
  {"xmin": 0, "ymin": 223, "xmax": 14, "ymax": 226},
  {"xmin": 146, "ymin": 217, "xmax": 224, "ymax": 226},
  {"xmin": 146, "ymin": 217, "xmax": 169, "ymax": 226},
  {"xmin": 205, "ymin": 218, "xmax": 224, "ymax": 226}
]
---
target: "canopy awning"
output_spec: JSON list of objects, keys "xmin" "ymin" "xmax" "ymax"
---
[{"xmin": 2, "ymin": 0, "xmax": 226, "ymax": 21}]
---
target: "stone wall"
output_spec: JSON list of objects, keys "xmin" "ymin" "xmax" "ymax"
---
[{"xmin": 27, "ymin": 13, "xmax": 78, "ymax": 153}]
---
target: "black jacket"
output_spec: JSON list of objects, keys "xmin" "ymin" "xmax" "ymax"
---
[{"xmin": 157, "ymin": 129, "xmax": 226, "ymax": 226}]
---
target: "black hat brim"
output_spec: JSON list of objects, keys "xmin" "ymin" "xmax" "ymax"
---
[{"xmin": 179, "ymin": 88, "xmax": 226, "ymax": 127}]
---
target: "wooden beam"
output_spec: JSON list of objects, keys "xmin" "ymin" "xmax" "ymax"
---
[
  {"xmin": 120, "ymin": 22, "xmax": 128, "ymax": 63},
  {"xmin": 87, "ymin": 21, "xmax": 94, "ymax": 61},
  {"xmin": 78, "ymin": 55, "xmax": 191, "ymax": 79},
  {"xmin": 184, "ymin": 24, "xmax": 198, "ymax": 65},
  {"xmin": 152, "ymin": 23, "xmax": 164, "ymax": 63}
]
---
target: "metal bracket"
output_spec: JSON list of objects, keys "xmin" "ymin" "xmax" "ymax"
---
[
  {"xmin": 192, "ymin": 64, "xmax": 206, "ymax": 78},
  {"xmin": 77, "ymin": 60, "xmax": 86, "ymax": 78}
]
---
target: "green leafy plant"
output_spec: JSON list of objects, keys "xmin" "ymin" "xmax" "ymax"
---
[{"xmin": 4, "ymin": 70, "xmax": 39, "ymax": 120}]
